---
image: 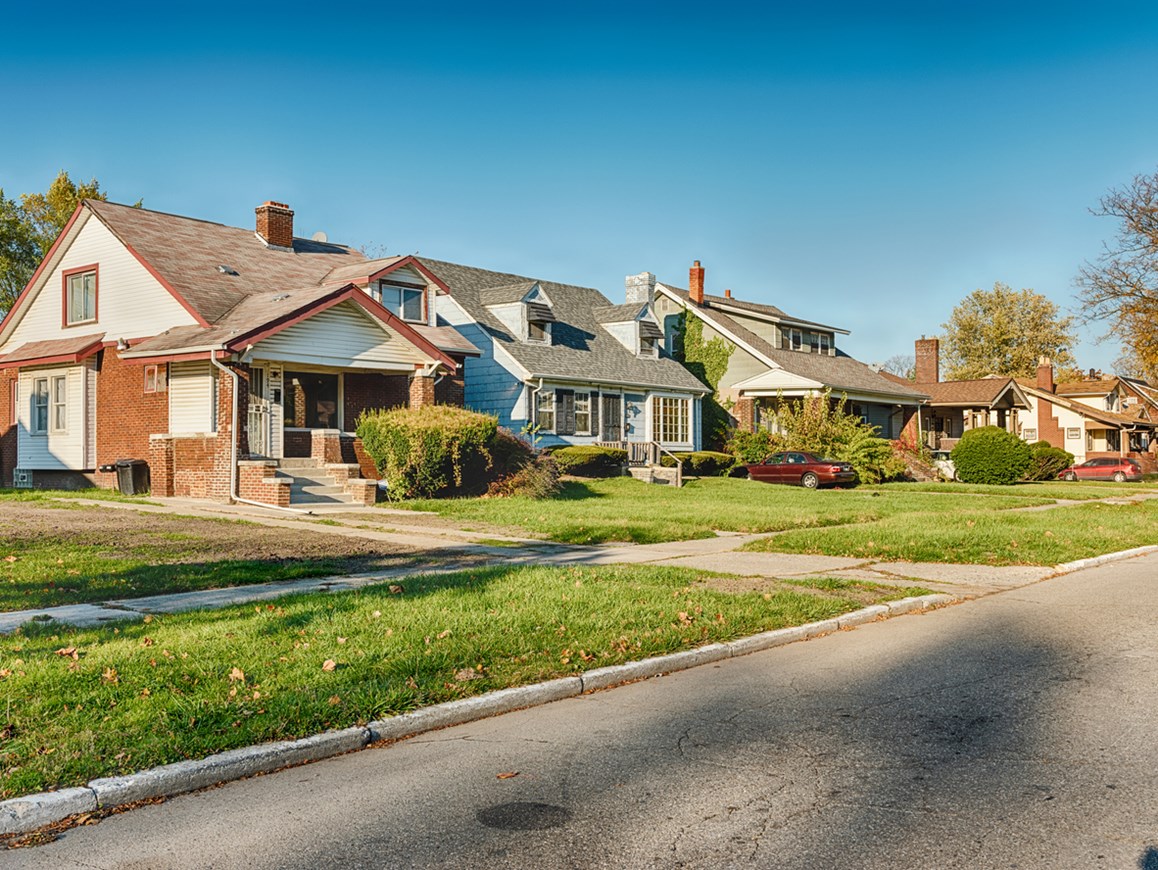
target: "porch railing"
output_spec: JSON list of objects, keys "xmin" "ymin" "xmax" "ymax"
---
[{"xmin": 596, "ymin": 440, "xmax": 683, "ymax": 487}]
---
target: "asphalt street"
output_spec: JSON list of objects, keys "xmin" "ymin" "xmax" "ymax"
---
[{"xmin": 7, "ymin": 552, "xmax": 1157, "ymax": 869}]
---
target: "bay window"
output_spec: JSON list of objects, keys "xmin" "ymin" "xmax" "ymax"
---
[{"xmin": 652, "ymin": 396, "xmax": 689, "ymax": 444}]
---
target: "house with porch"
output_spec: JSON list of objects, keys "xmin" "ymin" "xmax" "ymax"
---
[
  {"xmin": 428, "ymin": 258, "xmax": 710, "ymax": 481},
  {"xmin": 0, "ymin": 200, "xmax": 477, "ymax": 507},
  {"xmin": 645, "ymin": 261, "xmax": 927, "ymax": 441},
  {"xmin": 882, "ymin": 337, "xmax": 1032, "ymax": 450}
]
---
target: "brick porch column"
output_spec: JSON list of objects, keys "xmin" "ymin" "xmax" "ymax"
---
[{"xmin": 409, "ymin": 373, "xmax": 436, "ymax": 409}]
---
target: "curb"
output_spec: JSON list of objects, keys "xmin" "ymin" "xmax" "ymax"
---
[
  {"xmin": 1053, "ymin": 544, "xmax": 1158, "ymax": 575},
  {"xmin": 0, "ymin": 593, "xmax": 952, "ymax": 837}
]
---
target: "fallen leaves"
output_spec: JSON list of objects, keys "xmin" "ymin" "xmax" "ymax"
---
[
  {"xmin": 228, "ymin": 667, "xmax": 246, "ymax": 683},
  {"xmin": 321, "ymin": 659, "xmax": 337, "ymax": 672},
  {"xmin": 55, "ymin": 646, "xmax": 79, "ymax": 660},
  {"xmin": 101, "ymin": 667, "xmax": 119, "ymax": 684},
  {"xmin": 496, "ymin": 771, "xmax": 519, "ymax": 780}
]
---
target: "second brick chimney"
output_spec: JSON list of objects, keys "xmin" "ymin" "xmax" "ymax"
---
[
  {"xmin": 256, "ymin": 201, "xmax": 294, "ymax": 250},
  {"xmin": 1036, "ymin": 357, "xmax": 1055, "ymax": 393},
  {"xmin": 914, "ymin": 336, "xmax": 940, "ymax": 384},
  {"xmin": 689, "ymin": 260, "xmax": 705, "ymax": 305}
]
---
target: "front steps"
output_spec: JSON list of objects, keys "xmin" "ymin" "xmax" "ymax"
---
[{"xmin": 276, "ymin": 458, "xmax": 377, "ymax": 507}]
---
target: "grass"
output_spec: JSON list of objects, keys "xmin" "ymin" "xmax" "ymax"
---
[
  {"xmin": 0, "ymin": 487, "xmax": 159, "ymax": 505},
  {"xmin": 0, "ymin": 564, "xmax": 924, "ymax": 799},
  {"xmin": 398, "ymin": 477, "xmax": 1056, "ymax": 544},
  {"xmin": 865, "ymin": 480, "xmax": 1158, "ymax": 501},
  {"xmin": 745, "ymin": 499, "xmax": 1158, "ymax": 566}
]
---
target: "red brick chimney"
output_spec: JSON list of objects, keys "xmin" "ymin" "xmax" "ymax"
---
[
  {"xmin": 914, "ymin": 336, "xmax": 940, "ymax": 384},
  {"xmin": 256, "ymin": 201, "xmax": 294, "ymax": 249},
  {"xmin": 689, "ymin": 260, "xmax": 705, "ymax": 306},
  {"xmin": 1036, "ymin": 357, "xmax": 1055, "ymax": 393},
  {"xmin": 724, "ymin": 288, "xmax": 732, "ymax": 299}
]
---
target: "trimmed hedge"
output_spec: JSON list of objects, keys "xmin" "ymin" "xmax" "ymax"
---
[
  {"xmin": 950, "ymin": 426, "xmax": 1033, "ymax": 485},
  {"xmin": 660, "ymin": 450, "xmax": 736, "ymax": 476},
  {"xmin": 1023, "ymin": 443, "xmax": 1075, "ymax": 481},
  {"xmin": 356, "ymin": 406, "xmax": 500, "ymax": 498},
  {"xmin": 552, "ymin": 445, "xmax": 627, "ymax": 478}
]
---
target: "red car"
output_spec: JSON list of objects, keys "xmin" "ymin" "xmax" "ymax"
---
[
  {"xmin": 746, "ymin": 451, "xmax": 857, "ymax": 489},
  {"xmin": 1057, "ymin": 457, "xmax": 1143, "ymax": 482}
]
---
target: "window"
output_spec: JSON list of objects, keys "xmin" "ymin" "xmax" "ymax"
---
[
  {"xmin": 536, "ymin": 389, "xmax": 555, "ymax": 432},
  {"xmin": 652, "ymin": 396, "xmax": 689, "ymax": 444},
  {"xmin": 575, "ymin": 392, "xmax": 591, "ymax": 435},
  {"xmin": 640, "ymin": 336, "xmax": 657, "ymax": 356},
  {"xmin": 51, "ymin": 376, "xmax": 68, "ymax": 432},
  {"xmin": 377, "ymin": 282, "xmax": 424, "ymax": 322},
  {"xmin": 64, "ymin": 267, "xmax": 97, "ymax": 325},
  {"xmin": 787, "ymin": 328, "xmax": 803, "ymax": 351},
  {"xmin": 31, "ymin": 378, "xmax": 48, "ymax": 433},
  {"xmin": 1066, "ymin": 427, "xmax": 1080, "ymax": 440},
  {"xmin": 1022, "ymin": 428, "xmax": 1037, "ymax": 442},
  {"xmin": 527, "ymin": 320, "xmax": 550, "ymax": 343},
  {"xmin": 1105, "ymin": 393, "xmax": 1117, "ymax": 411},
  {"xmin": 1107, "ymin": 429, "xmax": 1121, "ymax": 451},
  {"xmin": 819, "ymin": 333, "xmax": 831, "ymax": 354},
  {"xmin": 144, "ymin": 364, "xmax": 167, "ymax": 394}
]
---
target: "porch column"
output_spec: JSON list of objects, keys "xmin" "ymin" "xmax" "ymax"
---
[
  {"xmin": 733, "ymin": 397, "xmax": 757, "ymax": 433},
  {"xmin": 409, "ymin": 372, "xmax": 436, "ymax": 409}
]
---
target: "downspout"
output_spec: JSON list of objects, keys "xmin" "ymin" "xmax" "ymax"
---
[{"xmin": 210, "ymin": 351, "xmax": 307, "ymax": 514}]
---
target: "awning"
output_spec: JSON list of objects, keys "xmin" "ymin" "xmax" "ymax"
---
[{"xmin": 0, "ymin": 333, "xmax": 105, "ymax": 369}]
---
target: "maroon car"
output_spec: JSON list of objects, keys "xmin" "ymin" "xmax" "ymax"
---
[
  {"xmin": 746, "ymin": 451, "xmax": 857, "ymax": 489},
  {"xmin": 1058, "ymin": 457, "xmax": 1143, "ymax": 482}
]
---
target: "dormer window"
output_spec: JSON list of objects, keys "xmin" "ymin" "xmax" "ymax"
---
[
  {"xmin": 787, "ymin": 328, "xmax": 803, "ymax": 351},
  {"xmin": 528, "ymin": 319, "xmax": 550, "ymax": 343},
  {"xmin": 63, "ymin": 265, "xmax": 98, "ymax": 326},
  {"xmin": 376, "ymin": 281, "xmax": 424, "ymax": 322},
  {"xmin": 525, "ymin": 298, "xmax": 555, "ymax": 344},
  {"xmin": 819, "ymin": 333, "xmax": 831, "ymax": 354},
  {"xmin": 638, "ymin": 316, "xmax": 662, "ymax": 357}
]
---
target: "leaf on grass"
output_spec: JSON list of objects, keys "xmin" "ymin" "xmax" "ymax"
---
[
  {"xmin": 322, "ymin": 659, "xmax": 337, "ymax": 672},
  {"xmin": 328, "ymin": 695, "xmax": 342, "ymax": 705},
  {"xmin": 55, "ymin": 646, "xmax": 79, "ymax": 660},
  {"xmin": 3, "ymin": 555, "xmax": 17, "ymax": 563},
  {"xmin": 228, "ymin": 667, "xmax": 246, "ymax": 683},
  {"xmin": 437, "ymin": 630, "xmax": 451, "ymax": 640},
  {"xmin": 102, "ymin": 667, "xmax": 119, "ymax": 684},
  {"xmin": 388, "ymin": 585, "xmax": 404, "ymax": 595},
  {"xmin": 496, "ymin": 771, "xmax": 519, "ymax": 780},
  {"xmin": 337, "ymin": 637, "xmax": 347, "ymax": 644},
  {"xmin": 371, "ymin": 610, "xmax": 382, "ymax": 618},
  {"xmin": 455, "ymin": 668, "xmax": 481, "ymax": 681},
  {"xmin": 0, "ymin": 669, "xmax": 12, "ymax": 680},
  {"xmin": 142, "ymin": 637, "xmax": 154, "ymax": 647}
]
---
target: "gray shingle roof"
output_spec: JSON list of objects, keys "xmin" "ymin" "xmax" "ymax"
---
[
  {"xmin": 87, "ymin": 200, "xmax": 366, "ymax": 324},
  {"xmin": 424, "ymin": 258, "xmax": 709, "ymax": 394},
  {"xmin": 479, "ymin": 282, "xmax": 538, "ymax": 306},
  {"xmin": 660, "ymin": 284, "xmax": 844, "ymax": 333}
]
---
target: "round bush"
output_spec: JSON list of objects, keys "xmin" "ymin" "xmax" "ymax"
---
[
  {"xmin": 950, "ymin": 426, "xmax": 1032, "ymax": 485},
  {"xmin": 1023, "ymin": 444, "xmax": 1074, "ymax": 481}
]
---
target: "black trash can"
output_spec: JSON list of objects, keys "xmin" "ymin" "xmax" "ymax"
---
[{"xmin": 115, "ymin": 459, "xmax": 150, "ymax": 496}]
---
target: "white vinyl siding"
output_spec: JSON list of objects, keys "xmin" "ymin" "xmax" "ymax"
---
[
  {"xmin": 17, "ymin": 365, "xmax": 88, "ymax": 469},
  {"xmin": 3, "ymin": 215, "xmax": 198, "ymax": 347},
  {"xmin": 169, "ymin": 361, "xmax": 217, "ymax": 434},
  {"xmin": 253, "ymin": 303, "xmax": 430, "ymax": 371}
]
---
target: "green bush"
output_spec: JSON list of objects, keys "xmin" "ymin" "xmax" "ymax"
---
[
  {"xmin": 950, "ymin": 426, "xmax": 1033, "ymax": 485},
  {"xmin": 727, "ymin": 429, "xmax": 785, "ymax": 464},
  {"xmin": 660, "ymin": 451, "xmax": 736, "ymax": 476},
  {"xmin": 486, "ymin": 454, "xmax": 562, "ymax": 498},
  {"xmin": 552, "ymin": 445, "xmax": 627, "ymax": 477},
  {"xmin": 1023, "ymin": 443, "xmax": 1075, "ymax": 481},
  {"xmin": 356, "ymin": 406, "xmax": 499, "ymax": 498}
]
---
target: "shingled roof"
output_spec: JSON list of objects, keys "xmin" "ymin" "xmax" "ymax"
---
[
  {"xmin": 424, "ymin": 259, "xmax": 708, "ymax": 393},
  {"xmin": 881, "ymin": 373, "xmax": 1026, "ymax": 407}
]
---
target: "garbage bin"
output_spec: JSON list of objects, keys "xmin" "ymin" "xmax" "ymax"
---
[{"xmin": 115, "ymin": 459, "xmax": 150, "ymax": 496}]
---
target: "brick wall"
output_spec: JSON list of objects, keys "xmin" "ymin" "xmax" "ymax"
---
[
  {"xmin": 165, "ymin": 364, "xmax": 236, "ymax": 502},
  {"xmin": 343, "ymin": 372, "xmax": 408, "ymax": 426},
  {"xmin": 733, "ymin": 398, "xmax": 756, "ymax": 433},
  {"xmin": 1036, "ymin": 397, "xmax": 1065, "ymax": 450},
  {"xmin": 255, "ymin": 202, "xmax": 294, "ymax": 249},
  {"xmin": 409, "ymin": 373, "xmax": 436, "ymax": 409},
  {"xmin": 914, "ymin": 338, "xmax": 940, "ymax": 384},
  {"xmin": 0, "ymin": 368, "xmax": 16, "ymax": 486},
  {"xmin": 93, "ymin": 350, "xmax": 171, "ymax": 489},
  {"xmin": 435, "ymin": 368, "xmax": 466, "ymax": 407}
]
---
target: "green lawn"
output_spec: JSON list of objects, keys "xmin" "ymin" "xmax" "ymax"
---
[
  {"xmin": 745, "ymin": 499, "xmax": 1158, "ymax": 566},
  {"xmin": 399, "ymin": 477, "xmax": 1057, "ymax": 544},
  {"xmin": 0, "ymin": 487, "xmax": 159, "ymax": 505},
  {"xmin": 0, "ymin": 565, "xmax": 926, "ymax": 799}
]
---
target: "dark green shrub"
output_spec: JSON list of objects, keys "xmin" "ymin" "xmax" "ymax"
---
[
  {"xmin": 486, "ymin": 454, "xmax": 562, "ymax": 498},
  {"xmin": 727, "ymin": 429, "xmax": 784, "ymax": 464},
  {"xmin": 1023, "ymin": 443, "xmax": 1074, "ymax": 481},
  {"xmin": 356, "ymin": 406, "xmax": 498, "ymax": 498},
  {"xmin": 950, "ymin": 426, "xmax": 1033, "ymax": 485},
  {"xmin": 660, "ymin": 451, "xmax": 736, "ymax": 476},
  {"xmin": 489, "ymin": 427, "xmax": 536, "ymax": 477},
  {"xmin": 552, "ymin": 445, "xmax": 627, "ymax": 477}
]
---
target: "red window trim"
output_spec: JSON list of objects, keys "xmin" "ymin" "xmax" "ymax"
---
[{"xmin": 61, "ymin": 263, "xmax": 99, "ymax": 328}]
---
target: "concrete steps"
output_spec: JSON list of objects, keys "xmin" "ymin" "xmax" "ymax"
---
[{"xmin": 278, "ymin": 459, "xmax": 362, "ymax": 506}]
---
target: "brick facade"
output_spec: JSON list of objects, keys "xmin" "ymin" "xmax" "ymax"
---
[
  {"xmin": 733, "ymin": 397, "xmax": 756, "ymax": 433},
  {"xmin": 92, "ymin": 350, "xmax": 171, "ymax": 489},
  {"xmin": 914, "ymin": 338, "xmax": 939, "ymax": 385},
  {"xmin": 255, "ymin": 202, "xmax": 294, "ymax": 249},
  {"xmin": 343, "ymin": 372, "xmax": 408, "ymax": 426},
  {"xmin": 435, "ymin": 368, "xmax": 465, "ymax": 407},
  {"xmin": 409, "ymin": 373, "xmax": 436, "ymax": 408},
  {"xmin": 0, "ymin": 368, "xmax": 16, "ymax": 486}
]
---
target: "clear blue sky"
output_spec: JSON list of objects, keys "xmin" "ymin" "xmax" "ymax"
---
[{"xmin": 5, "ymin": 1, "xmax": 1158, "ymax": 372}]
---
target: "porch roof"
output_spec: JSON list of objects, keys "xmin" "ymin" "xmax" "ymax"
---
[{"xmin": 0, "ymin": 333, "xmax": 106, "ymax": 369}]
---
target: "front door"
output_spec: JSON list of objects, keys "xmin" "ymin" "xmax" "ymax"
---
[
  {"xmin": 600, "ymin": 395, "xmax": 621, "ymax": 441},
  {"xmin": 248, "ymin": 366, "xmax": 270, "ymax": 456}
]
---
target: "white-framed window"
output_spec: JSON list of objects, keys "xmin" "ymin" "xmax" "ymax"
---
[
  {"xmin": 787, "ymin": 328, "xmax": 803, "ymax": 351},
  {"xmin": 144, "ymin": 364, "xmax": 167, "ymax": 394},
  {"xmin": 376, "ymin": 282, "xmax": 424, "ymax": 322},
  {"xmin": 652, "ymin": 396, "xmax": 689, "ymax": 444},
  {"xmin": 819, "ymin": 333, "xmax": 831, "ymax": 354},
  {"xmin": 1104, "ymin": 393, "xmax": 1117, "ymax": 411},
  {"xmin": 575, "ymin": 392, "xmax": 592, "ymax": 435},
  {"xmin": 536, "ymin": 389, "xmax": 555, "ymax": 432},
  {"xmin": 31, "ymin": 378, "xmax": 49, "ymax": 433},
  {"xmin": 1066, "ymin": 427, "xmax": 1080, "ymax": 440},
  {"xmin": 51, "ymin": 376, "xmax": 68, "ymax": 432},
  {"xmin": 1022, "ymin": 428, "xmax": 1037, "ymax": 442},
  {"xmin": 64, "ymin": 268, "xmax": 97, "ymax": 325}
]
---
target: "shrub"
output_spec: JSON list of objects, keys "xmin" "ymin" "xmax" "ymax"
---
[
  {"xmin": 660, "ymin": 451, "xmax": 736, "ymax": 476},
  {"xmin": 356, "ymin": 406, "xmax": 498, "ymax": 498},
  {"xmin": 1023, "ymin": 443, "xmax": 1074, "ymax": 481},
  {"xmin": 486, "ymin": 454, "xmax": 562, "ymax": 499},
  {"xmin": 950, "ymin": 426, "xmax": 1033, "ymax": 485},
  {"xmin": 727, "ymin": 429, "xmax": 785, "ymax": 464},
  {"xmin": 552, "ymin": 445, "xmax": 627, "ymax": 478}
]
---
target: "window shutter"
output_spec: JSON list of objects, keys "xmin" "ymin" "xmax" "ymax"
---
[
  {"xmin": 557, "ymin": 389, "xmax": 575, "ymax": 435},
  {"xmin": 590, "ymin": 391, "xmax": 599, "ymax": 438}
]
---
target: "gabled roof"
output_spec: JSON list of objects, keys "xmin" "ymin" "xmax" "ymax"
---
[
  {"xmin": 886, "ymin": 374, "xmax": 1029, "ymax": 408},
  {"xmin": 84, "ymin": 200, "xmax": 366, "ymax": 324},
  {"xmin": 1056, "ymin": 378, "xmax": 1119, "ymax": 396},
  {"xmin": 658, "ymin": 283, "xmax": 926, "ymax": 402},
  {"xmin": 479, "ymin": 282, "xmax": 540, "ymax": 306},
  {"xmin": 1017, "ymin": 380, "xmax": 1157, "ymax": 430},
  {"xmin": 657, "ymin": 284, "xmax": 848, "ymax": 334},
  {"xmin": 594, "ymin": 302, "xmax": 649, "ymax": 323},
  {"xmin": 425, "ymin": 258, "xmax": 708, "ymax": 394}
]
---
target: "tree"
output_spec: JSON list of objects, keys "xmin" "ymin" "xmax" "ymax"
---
[
  {"xmin": 0, "ymin": 171, "xmax": 132, "ymax": 316},
  {"xmin": 878, "ymin": 354, "xmax": 915, "ymax": 379},
  {"xmin": 1077, "ymin": 168, "xmax": 1158, "ymax": 382},
  {"xmin": 940, "ymin": 282, "xmax": 1076, "ymax": 380}
]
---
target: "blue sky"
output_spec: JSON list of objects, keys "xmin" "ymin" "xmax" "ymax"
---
[{"xmin": 4, "ymin": 1, "xmax": 1158, "ymax": 371}]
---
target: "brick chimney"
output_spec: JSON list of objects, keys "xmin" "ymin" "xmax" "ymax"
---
[
  {"xmin": 1036, "ymin": 357, "xmax": 1055, "ymax": 393},
  {"xmin": 255, "ymin": 201, "xmax": 294, "ymax": 250},
  {"xmin": 914, "ymin": 336, "xmax": 940, "ymax": 384},
  {"xmin": 724, "ymin": 288, "xmax": 732, "ymax": 299},
  {"xmin": 689, "ymin": 260, "xmax": 705, "ymax": 306},
  {"xmin": 625, "ymin": 271, "xmax": 657, "ymax": 305}
]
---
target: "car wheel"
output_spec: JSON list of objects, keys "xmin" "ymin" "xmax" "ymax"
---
[
  {"xmin": 1113, "ymin": 471, "xmax": 1126, "ymax": 482},
  {"xmin": 1064, "ymin": 472, "xmax": 1077, "ymax": 481},
  {"xmin": 801, "ymin": 472, "xmax": 819, "ymax": 489}
]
